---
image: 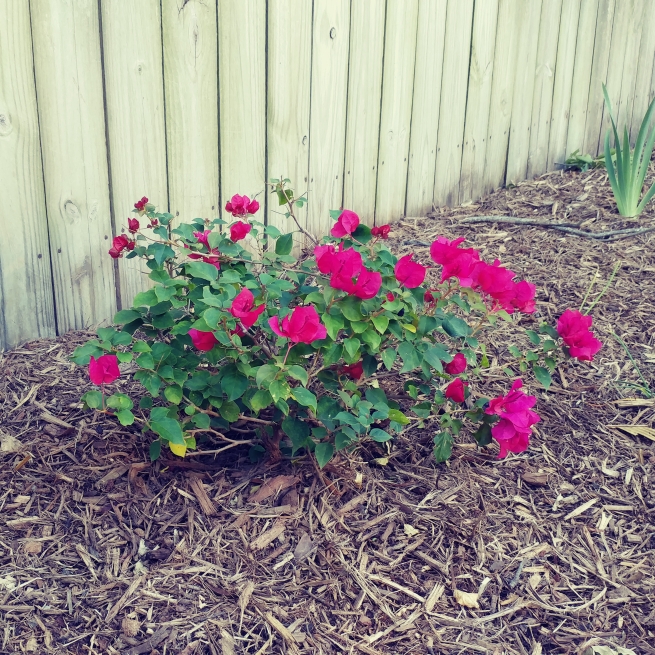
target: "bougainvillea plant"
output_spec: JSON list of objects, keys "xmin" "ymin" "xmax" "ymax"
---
[{"xmin": 72, "ymin": 179, "xmax": 602, "ymax": 467}]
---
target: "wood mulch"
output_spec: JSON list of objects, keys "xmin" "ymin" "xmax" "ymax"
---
[{"xmin": 1, "ymin": 168, "xmax": 654, "ymax": 655}]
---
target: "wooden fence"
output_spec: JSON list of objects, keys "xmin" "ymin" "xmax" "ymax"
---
[{"xmin": 1, "ymin": 0, "xmax": 654, "ymax": 351}]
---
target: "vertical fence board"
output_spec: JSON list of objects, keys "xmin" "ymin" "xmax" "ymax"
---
[
  {"xmin": 547, "ymin": 0, "xmax": 582, "ymax": 170},
  {"xmin": 565, "ymin": 0, "xmax": 599, "ymax": 157},
  {"xmin": 526, "ymin": 0, "xmax": 563, "ymax": 180},
  {"xmin": 0, "ymin": 0, "xmax": 55, "ymax": 350},
  {"xmin": 405, "ymin": 0, "xmax": 447, "ymax": 217},
  {"xmin": 459, "ymin": 0, "xmax": 499, "ymax": 204},
  {"xmin": 375, "ymin": 0, "xmax": 419, "ymax": 224},
  {"xmin": 218, "ymin": 0, "xmax": 266, "ymax": 214},
  {"xmin": 482, "ymin": 0, "xmax": 520, "ymax": 195},
  {"xmin": 433, "ymin": 0, "xmax": 474, "ymax": 207},
  {"xmin": 506, "ymin": 0, "xmax": 542, "ymax": 184},
  {"xmin": 100, "ymin": 0, "xmax": 168, "ymax": 308},
  {"xmin": 343, "ymin": 0, "xmax": 385, "ymax": 224},
  {"xmin": 267, "ymin": 0, "xmax": 313, "ymax": 243},
  {"xmin": 582, "ymin": 0, "xmax": 615, "ymax": 155},
  {"xmin": 630, "ymin": 1, "xmax": 655, "ymax": 141},
  {"xmin": 162, "ymin": 0, "xmax": 219, "ymax": 221},
  {"xmin": 31, "ymin": 0, "xmax": 116, "ymax": 334},
  {"xmin": 307, "ymin": 0, "xmax": 350, "ymax": 237}
]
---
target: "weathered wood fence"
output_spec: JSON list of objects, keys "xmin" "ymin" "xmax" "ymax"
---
[{"xmin": 1, "ymin": 0, "xmax": 654, "ymax": 351}]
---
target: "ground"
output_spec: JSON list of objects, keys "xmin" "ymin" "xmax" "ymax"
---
[{"xmin": 1, "ymin": 168, "xmax": 654, "ymax": 655}]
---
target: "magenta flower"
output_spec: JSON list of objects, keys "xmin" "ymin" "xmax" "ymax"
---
[
  {"xmin": 89, "ymin": 355, "xmax": 120, "ymax": 385},
  {"xmin": 557, "ymin": 309, "xmax": 602, "ymax": 361},
  {"xmin": 193, "ymin": 230, "xmax": 212, "ymax": 250},
  {"xmin": 445, "ymin": 378, "xmax": 467, "ymax": 403},
  {"xmin": 331, "ymin": 210, "xmax": 360, "ymax": 238},
  {"xmin": 430, "ymin": 236, "xmax": 481, "ymax": 287},
  {"xmin": 188, "ymin": 329, "xmax": 219, "ymax": 352},
  {"xmin": 230, "ymin": 221, "xmax": 252, "ymax": 242},
  {"xmin": 268, "ymin": 306, "xmax": 327, "ymax": 344},
  {"xmin": 127, "ymin": 218, "xmax": 139, "ymax": 233},
  {"xmin": 225, "ymin": 194, "xmax": 259, "ymax": 217},
  {"xmin": 394, "ymin": 254, "xmax": 427, "ymax": 288},
  {"xmin": 444, "ymin": 353, "xmax": 467, "ymax": 375},
  {"xmin": 230, "ymin": 288, "xmax": 265, "ymax": 329},
  {"xmin": 134, "ymin": 196, "xmax": 148, "ymax": 212},
  {"xmin": 371, "ymin": 224, "xmax": 391, "ymax": 239}
]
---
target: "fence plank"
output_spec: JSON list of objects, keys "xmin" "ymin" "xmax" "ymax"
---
[
  {"xmin": 582, "ymin": 0, "xmax": 615, "ymax": 155},
  {"xmin": 482, "ymin": 0, "xmax": 520, "ymax": 195},
  {"xmin": 307, "ymin": 0, "xmax": 350, "ymax": 237},
  {"xmin": 526, "ymin": 0, "xmax": 563, "ymax": 180},
  {"xmin": 218, "ymin": 0, "xmax": 266, "ymax": 218},
  {"xmin": 267, "ymin": 0, "xmax": 313, "ymax": 244},
  {"xmin": 0, "ymin": 0, "xmax": 55, "ymax": 350},
  {"xmin": 459, "ymin": 0, "xmax": 499, "ymax": 204},
  {"xmin": 547, "ymin": 0, "xmax": 582, "ymax": 170},
  {"xmin": 565, "ymin": 0, "xmax": 599, "ymax": 158},
  {"xmin": 405, "ymin": 0, "xmax": 447, "ymax": 217},
  {"xmin": 343, "ymin": 0, "xmax": 385, "ymax": 225},
  {"xmin": 630, "ymin": 0, "xmax": 655, "ymax": 141},
  {"xmin": 162, "ymin": 0, "xmax": 219, "ymax": 221},
  {"xmin": 375, "ymin": 0, "xmax": 419, "ymax": 224},
  {"xmin": 506, "ymin": 0, "xmax": 542, "ymax": 184},
  {"xmin": 100, "ymin": 0, "xmax": 168, "ymax": 308},
  {"xmin": 433, "ymin": 0, "xmax": 474, "ymax": 207},
  {"xmin": 31, "ymin": 0, "xmax": 116, "ymax": 334}
]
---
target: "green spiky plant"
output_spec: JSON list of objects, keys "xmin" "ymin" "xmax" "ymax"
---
[{"xmin": 603, "ymin": 84, "xmax": 655, "ymax": 217}]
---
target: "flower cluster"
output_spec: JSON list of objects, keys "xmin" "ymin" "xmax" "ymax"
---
[
  {"xmin": 315, "ymin": 241, "xmax": 382, "ymax": 300},
  {"xmin": 371, "ymin": 224, "xmax": 391, "ymax": 239},
  {"xmin": 269, "ymin": 305, "xmax": 327, "ymax": 344},
  {"xmin": 108, "ymin": 234, "xmax": 136, "ymax": 259},
  {"xmin": 225, "ymin": 194, "xmax": 259, "ymax": 217},
  {"xmin": 557, "ymin": 309, "xmax": 603, "ymax": 361},
  {"xmin": 89, "ymin": 354, "xmax": 120, "ymax": 385},
  {"xmin": 134, "ymin": 196, "xmax": 149, "ymax": 213}
]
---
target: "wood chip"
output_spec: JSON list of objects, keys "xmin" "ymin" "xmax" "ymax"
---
[
  {"xmin": 249, "ymin": 519, "xmax": 285, "ymax": 551},
  {"xmin": 249, "ymin": 475, "xmax": 299, "ymax": 503},
  {"xmin": 564, "ymin": 497, "xmax": 598, "ymax": 520},
  {"xmin": 610, "ymin": 424, "xmax": 655, "ymax": 442},
  {"xmin": 263, "ymin": 612, "xmax": 300, "ymax": 655},
  {"xmin": 424, "ymin": 582, "xmax": 445, "ymax": 612},
  {"xmin": 105, "ymin": 576, "xmax": 144, "ymax": 624},
  {"xmin": 187, "ymin": 475, "xmax": 218, "ymax": 516},
  {"xmin": 337, "ymin": 492, "xmax": 367, "ymax": 516}
]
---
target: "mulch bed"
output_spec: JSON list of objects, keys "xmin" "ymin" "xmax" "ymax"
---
[{"xmin": 1, "ymin": 167, "xmax": 654, "ymax": 655}]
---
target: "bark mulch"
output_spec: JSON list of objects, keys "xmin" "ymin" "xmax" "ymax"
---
[{"xmin": 1, "ymin": 168, "xmax": 654, "ymax": 655}]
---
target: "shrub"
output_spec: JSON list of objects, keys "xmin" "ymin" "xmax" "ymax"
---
[{"xmin": 72, "ymin": 180, "xmax": 602, "ymax": 467}]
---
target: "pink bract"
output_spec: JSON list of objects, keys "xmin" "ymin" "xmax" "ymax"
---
[
  {"xmin": 557, "ymin": 309, "xmax": 603, "ymax": 361},
  {"xmin": 394, "ymin": 254, "xmax": 427, "ymax": 288},
  {"xmin": 268, "ymin": 306, "xmax": 327, "ymax": 344},
  {"xmin": 188, "ymin": 329, "xmax": 219, "ymax": 352},
  {"xmin": 230, "ymin": 288, "xmax": 265, "ymax": 329},
  {"xmin": 330, "ymin": 210, "xmax": 360, "ymax": 238},
  {"xmin": 444, "ymin": 353, "xmax": 467, "ymax": 375},
  {"xmin": 230, "ymin": 221, "xmax": 252, "ymax": 242},
  {"xmin": 89, "ymin": 354, "xmax": 120, "ymax": 385},
  {"xmin": 445, "ymin": 378, "xmax": 467, "ymax": 403}
]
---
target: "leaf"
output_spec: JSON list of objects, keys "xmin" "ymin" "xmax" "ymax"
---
[
  {"xmin": 381, "ymin": 348, "xmax": 396, "ymax": 370},
  {"xmin": 371, "ymin": 315, "xmax": 389, "ymax": 334},
  {"xmin": 388, "ymin": 409, "xmax": 410, "ymax": 425},
  {"xmin": 186, "ymin": 261, "xmax": 219, "ymax": 282},
  {"xmin": 150, "ymin": 418, "xmax": 185, "ymax": 445},
  {"xmin": 369, "ymin": 428, "xmax": 392, "ymax": 442},
  {"xmin": 423, "ymin": 344, "xmax": 452, "ymax": 371},
  {"xmin": 360, "ymin": 329, "xmax": 381, "ymax": 352},
  {"xmin": 219, "ymin": 400, "xmax": 240, "ymax": 422},
  {"xmin": 533, "ymin": 365, "xmax": 552, "ymax": 390},
  {"xmin": 453, "ymin": 589, "xmax": 480, "ymax": 609},
  {"xmin": 81, "ymin": 390, "xmax": 103, "ymax": 409},
  {"xmin": 114, "ymin": 309, "xmax": 141, "ymax": 324},
  {"xmin": 287, "ymin": 365, "xmax": 308, "ymax": 387},
  {"xmin": 526, "ymin": 330, "xmax": 541, "ymax": 345},
  {"xmin": 249, "ymin": 475, "xmax": 300, "ymax": 503},
  {"xmin": 281, "ymin": 416, "xmax": 311, "ymax": 454},
  {"xmin": 292, "ymin": 387, "xmax": 317, "ymax": 412},
  {"xmin": 169, "ymin": 442, "xmax": 187, "ymax": 457},
  {"xmin": 442, "ymin": 315, "xmax": 470, "ymax": 338},
  {"xmin": 275, "ymin": 233, "xmax": 294, "ymax": 255},
  {"xmin": 106, "ymin": 393, "xmax": 133, "ymax": 411},
  {"xmin": 433, "ymin": 432, "xmax": 453, "ymax": 463},
  {"xmin": 473, "ymin": 423, "xmax": 492, "ymax": 447},
  {"xmin": 339, "ymin": 297, "xmax": 363, "ymax": 321},
  {"xmin": 136, "ymin": 352, "xmax": 155, "ymax": 370},
  {"xmin": 116, "ymin": 410, "xmax": 134, "ymax": 426},
  {"xmin": 256, "ymin": 364, "xmax": 280, "ymax": 388},
  {"xmin": 315, "ymin": 443, "xmax": 334, "ymax": 469},
  {"xmin": 397, "ymin": 342, "xmax": 420, "ymax": 372},
  {"xmin": 343, "ymin": 338, "xmax": 361, "ymax": 359},
  {"xmin": 223, "ymin": 371, "xmax": 249, "ymax": 401},
  {"xmin": 164, "ymin": 384, "xmax": 183, "ymax": 404},
  {"xmin": 149, "ymin": 440, "xmax": 162, "ymax": 461},
  {"xmin": 250, "ymin": 389, "xmax": 273, "ymax": 413},
  {"xmin": 322, "ymin": 314, "xmax": 343, "ymax": 340},
  {"xmin": 269, "ymin": 380, "xmax": 291, "ymax": 403}
]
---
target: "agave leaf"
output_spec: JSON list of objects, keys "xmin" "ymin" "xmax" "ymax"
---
[
  {"xmin": 633, "ymin": 91, "xmax": 655, "ymax": 185},
  {"xmin": 637, "ymin": 180, "xmax": 655, "ymax": 215}
]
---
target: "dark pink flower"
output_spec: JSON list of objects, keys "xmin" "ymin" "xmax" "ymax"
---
[
  {"xmin": 424, "ymin": 290, "xmax": 436, "ymax": 303},
  {"xmin": 351, "ymin": 268, "xmax": 382, "ymax": 300},
  {"xmin": 328, "ymin": 248, "xmax": 364, "ymax": 292},
  {"xmin": 89, "ymin": 354, "xmax": 120, "ymax": 385},
  {"xmin": 386, "ymin": 292, "xmax": 395, "ymax": 302},
  {"xmin": 557, "ymin": 309, "xmax": 602, "ymax": 361},
  {"xmin": 193, "ymin": 230, "xmax": 212, "ymax": 250},
  {"xmin": 314, "ymin": 244, "xmax": 337, "ymax": 274},
  {"xmin": 268, "ymin": 306, "xmax": 327, "ymax": 344},
  {"xmin": 485, "ymin": 379, "xmax": 540, "ymax": 458},
  {"xmin": 126, "ymin": 240, "xmax": 135, "ymax": 251},
  {"xmin": 230, "ymin": 221, "xmax": 252, "ymax": 242},
  {"xmin": 147, "ymin": 218, "xmax": 158, "ymax": 228},
  {"xmin": 340, "ymin": 361, "xmax": 364, "ymax": 380},
  {"xmin": 128, "ymin": 218, "xmax": 140, "ymax": 233},
  {"xmin": 109, "ymin": 234, "xmax": 131, "ymax": 258},
  {"xmin": 394, "ymin": 254, "xmax": 427, "ymax": 288},
  {"xmin": 445, "ymin": 353, "xmax": 467, "ymax": 375},
  {"xmin": 371, "ymin": 224, "xmax": 391, "ymax": 239},
  {"xmin": 225, "ymin": 194, "xmax": 259, "ymax": 217},
  {"xmin": 108, "ymin": 247, "xmax": 122, "ymax": 259},
  {"xmin": 510, "ymin": 280, "xmax": 536, "ymax": 314},
  {"xmin": 230, "ymin": 288, "xmax": 265, "ymax": 329},
  {"xmin": 134, "ymin": 196, "xmax": 148, "ymax": 212},
  {"xmin": 331, "ymin": 210, "xmax": 360, "ymax": 238},
  {"xmin": 188, "ymin": 329, "xmax": 219, "ymax": 352},
  {"xmin": 430, "ymin": 236, "xmax": 481, "ymax": 287},
  {"xmin": 445, "ymin": 378, "xmax": 467, "ymax": 403}
]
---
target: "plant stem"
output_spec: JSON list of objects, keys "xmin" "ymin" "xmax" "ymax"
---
[
  {"xmin": 584, "ymin": 261, "xmax": 621, "ymax": 314},
  {"xmin": 282, "ymin": 342, "xmax": 292, "ymax": 366}
]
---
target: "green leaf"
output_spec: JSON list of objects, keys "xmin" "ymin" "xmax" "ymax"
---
[
  {"xmin": 423, "ymin": 344, "xmax": 452, "ymax": 371},
  {"xmin": 275, "ymin": 233, "xmax": 294, "ymax": 255},
  {"xmin": 150, "ymin": 418, "xmax": 185, "ymax": 445},
  {"xmin": 526, "ymin": 330, "xmax": 541, "ymax": 345},
  {"xmin": 219, "ymin": 400, "xmax": 240, "ymax": 422},
  {"xmin": 388, "ymin": 409, "xmax": 410, "ymax": 425},
  {"xmin": 315, "ymin": 443, "xmax": 334, "ymax": 469},
  {"xmin": 186, "ymin": 261, "xmax": 219, "ymax": 282},
  {"xmin": 473, "ymin": 423, "xmax": 492, "ymax": 447},
  {"xmin": 542, "ymin": 339, "xmax": 557, "ymax": 352},
  {"xmin": 381, "ymin": 348, "xmax": 396, "ymax": 370},
  {"xmin": 164, "ymin": 384, "xmax": 183, "ymax": 404},
  {"xmin": 397, "ymin": 342, "xmax": 420, "ymax": 372},
  {"xmin": 250, "ymin": 389, "xmax": 273, "ymax": 413},
  {"xmin": 412, "ymin": 401, "xmax": 432, "ymax": 418},
  {"xmin": 81, "ymin": 390, "xmax": 103, "ymax": 409},
  {"xmin": 133, "ymin": 289, "xmax": 159, "ymax": 308},
  {"xmin": 343, "ymin": 338, "xmax": 361, "ymax": 359},
  {"xmin": 106, "ymin": 393, "xmax": 133, "ymax": 411},
  {"xmin": 114, "ymin": 309, "xmax": 141, "ymax": 324},
  {"xmin": 269, "ymin": 380, "xmax": 291, "ymax": 403},
  {"xmin": 339, "ymin": 297, "xmax": 363, "ymax": 321},
  {"xmin": 433, "ymin": 432, "xmax": 453, "ymax": 463},
  {"xmin": 539, "ymin": 323, "xmax": 559, "ymax": 340},
  {"xmin": 369, "ymin": 428, "xmax": 392, "ymax": 442},
  {"xmin": 282, "ymin": 416, "xmax": 311, "ymax": 454},
  {"xmin": 442, "ymin": 316, "xmax": 471, "ymax": 338},
  {"xmin": 149, "ymin": 440, "xmax": 162, "ymax": 461},
  {"xmin": 291, "ymin": 387, "xmax": 317, "ymax": 412},
  {"xmin": 223, "ymin": 371, "xmax": 249, "ymax": 401},
  {"xmin": 116, "ymin": 409, "xmax": 135, "ymax": 426},
  {"xmin": 323, "ymin": 314, "xmax": 344, "ymax": 340},
  {"xmin": 136, "ymin": 352, "xmax": 155, "ymax": 370},
  {"xmin": 508, "ymin": 345, "xmax": 522, "ymax": 358},
  {"xmin": 256, "ymin": 364, "xmax": 280, "ymax": 388},
  {"xmin": 192, "ymin": 413, "xmax": 210, "ymax": 429},
  {"xmin": 371, "ymin": 315, "xmax": 389, "ymax": 334},
  {"xmin": 533, "ymin": 365, "xmax": 552, "ymax": 390},
  {"xmin": 360, "ymin": 329, "xmax": 381, "ymax": 352},
  {"xmin": 287, "ymin": 365, "xmax": 308, "ymax": 387}
]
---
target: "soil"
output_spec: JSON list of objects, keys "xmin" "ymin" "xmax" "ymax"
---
[{"xmin": 1, "ymin": 167, "xmax": 654, "ymax": 655}]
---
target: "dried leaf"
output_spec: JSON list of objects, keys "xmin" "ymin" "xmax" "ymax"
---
[
  {"xmin": 0, "ymin": 431, "xmax": 22, "ymax": 453},
  {"xmin": 0, "ymin": 575, "xmax": 16, "ymax": 591},
  {"xmin": 249, "ymin": 519, "xmax": 286, "ymax": 551},
  {"xmin": 121, "ymin": 617, "xmax": 140, "ymax": 637},
  {"xmin": 403, "ymin": 524, "xmax": 420, "ymax": 537},
  {"xmin": 238, "ymin": 580, "xmax": 254, "ymax": 625},
  {"xmin": 249, "ymin": 475, "xmax": 299, "ymax": 503},
  {"xmin": 23, "ymin": 540, "xmax": 42, "ymax": 555},
  {"xmin": 453, "ymin": 588, "xmax": 480, "ymax": 609},
  {"xmin": 293, "ymin": 532, "xmax": 315, "ymax": 560},
  {"xmin": 584, "ymin": 647, "xmax": 637, "ymax": 655},
  {"xmin": 522, "ymin": 471, "xmax": 549, "ymax": 486},
  {"xmin": 610, "ymin": 424, "xmax": 655, "ymax": 442}
]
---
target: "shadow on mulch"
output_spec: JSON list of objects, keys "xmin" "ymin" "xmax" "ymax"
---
[{"xmin": 1, "ymin": 168, "xmax": 654, "ymax": 655}]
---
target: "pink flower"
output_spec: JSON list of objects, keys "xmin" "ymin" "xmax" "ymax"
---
[
  {"xmin": 557, "ymin": 309, "xmax": 603, "ymax": 361},
  {"xmin": 314, "ymin": 244, "xmax": 337, "ymax": 274},
  {"xmin": 230, "ymin": 221, "xmax": 252, "ymax": 242},
  {"xmin": 328, "ymin": 248, "xmax": 364, "ymax": 292},
  {"xmin": 386, "ymin": 292, "xmax": 395, "ymax": 302},
  {"xmin": 445, "ymin": 353, "xmax": 467, "ymax": 375},
  {"xmin": 474, "ymin": 260, "xmax": 516, "ymax": 307},
  {"xmin": 89, "ymin": 354, "xmax": 120, "ymax": 385},
  {"xmin": 424, "ymin": 290, "xmax": 436, "ymax": 303},
  {"xmin": 128, "ymin": 218, "xmax": 140, "ymax": 233},
  {"xmin": 193, "ymin": 230, "xmax": 212, "ymax": 250},
  {"xmin": 331, "ymin": 210, "xmax": 360, "ymax": 238},
  {"xmin": 268, "ymin": 306, "xmax": 327, "ymax": 344},
  {"xmin": 108, "ymin": 234, "xmax": 133, "ymax": 259},
  {"xmin": 188, "ymin": 329, "xmax": 219, "ymax": 352},
  {"xmin": 351, "ymin": 268, "xmax": 382, "ymax": 300},
  {"xmin": 371, "ymin": 224, "xmax": 391, "ymax": 239},
  {"xmin": 485, "ymin": 380, "xmax": 540, "ymax": 458},
  {"xmin": 430, "ymin": 237, "xmax": 481, "ymax": 287},
  {"xmin": 340, "ymin": 361, "xmax": 364, "ymax": 380},
  {"xmin": 394, "ymin": 254, "xmax": 427, "ymax": 288},
  {"xmin": 225, "ymin": 194, "xmax": 259, "ymax": 217},
  {"xmin": 445, "ymin": 378, "xmax": 467, "ymax": 403},
  {"xmin": 510, "ymin": 280, "xmax": 536, "ymax": 314},
  {"xmin": 134, "ymin": 196, "xmax": 148, "ymax": 212},
  {"xmin": 230, "ymin": 288, "xmax": 265, "ymax": 329}
]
